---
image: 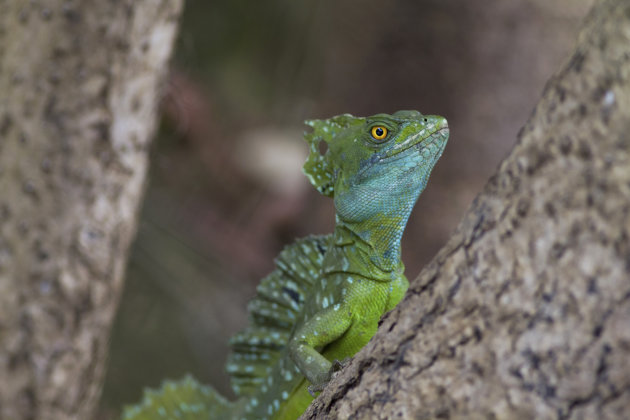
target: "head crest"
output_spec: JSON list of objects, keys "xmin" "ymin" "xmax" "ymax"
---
[{"xmin": 302, "ymin": 114, "xmax": 357, "ymax": 197}]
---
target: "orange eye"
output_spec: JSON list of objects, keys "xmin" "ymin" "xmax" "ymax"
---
[{"xmin": 371, "ymin": 126, "xmax": 388, "ymax": 140}]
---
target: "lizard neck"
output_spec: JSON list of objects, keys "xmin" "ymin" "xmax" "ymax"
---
[{"xmin": 333, "ymin": 199, "xmax": 414, "ymax": 274}]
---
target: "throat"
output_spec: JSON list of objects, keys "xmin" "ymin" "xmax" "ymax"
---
[{"xmin": 333, "ymin": 207, "xmax": 411, "ymax": 274}]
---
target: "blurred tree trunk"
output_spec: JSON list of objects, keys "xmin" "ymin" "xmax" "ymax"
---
[
  {"xmin": 0, "ymin": 1, "xmax": 183, "ymax": 419},
  {"xmin": 305, "ymin": 0, "xmax": 630, "ymax": 419}
]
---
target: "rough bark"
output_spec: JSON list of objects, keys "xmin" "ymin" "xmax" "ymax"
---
[
  {"xmin": 0, "ymin": 1, "xmax": 183, "ymax": 420},
  {"xmin": 304, "ymin": 1, "xmax": 630, "ymax": 419}
]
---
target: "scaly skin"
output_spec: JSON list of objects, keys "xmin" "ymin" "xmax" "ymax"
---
[{"xmin": 121, "ymin": 110, "xmax": 449, "ymax": 420}]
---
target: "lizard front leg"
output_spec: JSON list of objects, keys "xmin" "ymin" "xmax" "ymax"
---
[{"xmin": 288, "ymin": 305, "xmax": 352, "ymax": 395}]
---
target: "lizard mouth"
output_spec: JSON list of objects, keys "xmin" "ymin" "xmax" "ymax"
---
[
  {"xmin": 387, "ymin": 126, "xmax": 449, "ymax": 160},
  {"xmin": 355, "ymin": 126, "xmax": 449, "ymax": 179},
  {"xmin": 417, "ymin": 127, "xmax": 449, "ymax": 152}
]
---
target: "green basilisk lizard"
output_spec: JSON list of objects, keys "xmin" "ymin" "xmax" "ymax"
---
[{"xmin": 122, "ymin": 110, "xmax": 449, "ymax": 419}]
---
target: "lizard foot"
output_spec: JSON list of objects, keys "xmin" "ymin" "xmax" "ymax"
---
[{"xmin": 307, "ymin": 358, "xmax": 352, "ymax": 397}]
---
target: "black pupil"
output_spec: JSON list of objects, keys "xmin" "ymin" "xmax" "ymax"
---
[{"xmin": 375, "ymin": 127, "xmax": 384, "ymax": 137}]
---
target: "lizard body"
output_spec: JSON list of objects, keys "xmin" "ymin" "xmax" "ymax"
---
[{"xmin": 122, "ymin": 110, "xmax": 449, "ymax": 419}]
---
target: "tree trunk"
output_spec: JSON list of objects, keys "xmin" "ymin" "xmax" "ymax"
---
[
  {"xmin": 0, "ymin": 1, "xmax": 183, "ymax": 419},
  {"xmin": 304, "ymin": 0, "xmax": 630, "ymax": 418}
]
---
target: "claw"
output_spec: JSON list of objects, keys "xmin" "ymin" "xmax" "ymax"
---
[
  {"xmin": 332, "ymin": 358, "xmax": 350, "ymax": 371},
  {"xmin": 307, "ymin": 384, "xmax": 323, "ymax": 397},
  {"xmin": 307, "ymin": 358, "xmax": 352, "ymax": 397}
]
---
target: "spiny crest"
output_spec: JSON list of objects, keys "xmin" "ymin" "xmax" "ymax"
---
[
  {"xmin": 226, "ymin": 235, "xmax": 329, "ymax": 397},
  {"xmin": 121, "ymin": 375, "xmax": 234, "ymax": 420},
  {"xmin": 302, "ymin": 114, "xmax": 362, "ymax": 197}
]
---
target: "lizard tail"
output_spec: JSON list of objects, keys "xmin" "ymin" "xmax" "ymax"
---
[{"xmin": 121, "ymin": 375, "xmax": 240, "ymax": 419}]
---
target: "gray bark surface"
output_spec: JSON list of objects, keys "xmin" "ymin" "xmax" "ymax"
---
[
  {"xmin": 304, "ymin": 0, "xmax": 630, "ymax": 418},
  {"xmin": 0, "ymin": 1, "xmax": 183, "ymax": 419}
]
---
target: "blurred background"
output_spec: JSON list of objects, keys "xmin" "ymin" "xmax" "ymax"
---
[{"xmin": 97, "ymin": 0, "xmax": 593, "ymax": 417}]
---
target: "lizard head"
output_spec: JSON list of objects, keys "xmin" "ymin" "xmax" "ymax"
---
[{"xmin": 303, "ymin": 110, "xmax": 448, "ymax": 223}]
